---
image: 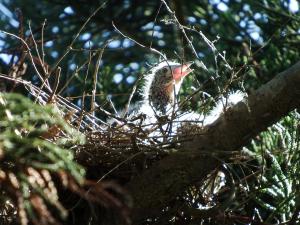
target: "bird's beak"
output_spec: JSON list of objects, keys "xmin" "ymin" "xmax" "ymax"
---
[{"xmin": 172, "ymin": 62, "xmax": 194, "ymax": 81}]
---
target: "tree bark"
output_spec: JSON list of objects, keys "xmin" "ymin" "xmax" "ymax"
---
[{"xmin": 127, "ymin": 61, "xmax": 300, "ymax": 223}]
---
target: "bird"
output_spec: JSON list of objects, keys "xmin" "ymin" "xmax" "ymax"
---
[
  {"xmin": 138, "ymin": 60, "xmax": 194, "ymax": 117},
  {"xmin": 136, "ymin": 60, "xmax": 246, "ymax": 129},
  {"xmin": 107, "ymin": 61, "xmax": 193, "ymax": 128},
  {"xmin": 109, "ymin": 60, "xmax": 246, "ymax": 143}
]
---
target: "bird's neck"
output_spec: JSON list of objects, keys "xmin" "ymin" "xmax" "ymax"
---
[
  {"xmin": 142, "ymin": 70, "xmax": 183, "ymax": 115},
  {"xmin": 149, "ymin": 87, "xmax": 174, "ymax": 114}
]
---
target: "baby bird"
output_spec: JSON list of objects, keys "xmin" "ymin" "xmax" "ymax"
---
[
  {"xmin": 139, "ymin": 61, "xmax": 193, "ymax": 117},
  {"xmin": 137, "ymin": 60, "xmax": 246, "ymax": 127},
  {"xmin": 106, "ymin": 60, "xmax": 246, "ymax": 144}
]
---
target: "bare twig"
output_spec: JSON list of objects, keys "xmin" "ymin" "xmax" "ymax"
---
[
  {"xmin": 50, "ymin": 1, "xmax": 107, "ymax": 74},
  {"xmin": 112, "ymin": 21, "xmax": 167, "ymax": 61},
  {"xmin": 48, "ymin": 67, "xmax": 61, "ymax": 103},
  {"xmin": 150, "ymin": 2, "xmax": 163, "ymax": 49},
  {"xmin": 41, "ymin": 19, "xmax": 47, "ymax": 67},
  {"xmin": 161, "ymin": 0, "xmax": 199, "ymax": 59},
  {"xmin": 0, "ymin": 30, "xmax": 52, "ymax": 92},
  {"xmin": 91, "ymin": 42, "xmax": 108, "ymax": 119}
]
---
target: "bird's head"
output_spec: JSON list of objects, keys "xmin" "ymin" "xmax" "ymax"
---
[{"xmin": 143, "ymin": 61, "xmax": 193, "ymax": 114}]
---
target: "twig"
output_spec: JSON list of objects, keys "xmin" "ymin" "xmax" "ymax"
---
[
  {"xmin": 41, "ymin": 19, "xmax": 47, "ymax": 67},
  {"xmin": 161, "ymin": 0, "xmax": 199, "ymax": 59},
  {"xmin": 184, "ymin": 26, "xmax": 232, "ymax": 70},
  {"xmin": 0, "ymin": 30, "xmax": 52, "ymax": 92},
  {"xmin": 91, "ymin": 42, "xmax": 108, "ymax": 119},
  {"xmin": 29, "ymin": 21, "xmax": 46, "ymax": 75},
  {"xmin": 150, "ymin": 2, "xmax": 163, "ymax": 49},
  {"xmin": 50, "ymin": 1, "xmax": 107, "ymax": 74},
  {"xmin": 0, "ymin": 74, "xmax": 106, "ymax": 130},
  {"xmin": 112, "ymin": 21, "xmax": 167, "ymax": 61},
  {"xmin": 48, "ymin": 67, "xmax": 61, "ymax": 103}
]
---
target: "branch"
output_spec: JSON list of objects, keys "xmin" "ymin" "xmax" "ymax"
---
[{"xmin": 127, "ymin": 61, "xmax": 300, "ymax": 223}]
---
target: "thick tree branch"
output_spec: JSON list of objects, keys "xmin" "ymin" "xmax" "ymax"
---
[{"xmin": 127, "ymin": 61, "xmax": 300, "ymax": 223}]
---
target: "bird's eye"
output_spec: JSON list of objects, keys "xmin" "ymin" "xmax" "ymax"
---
[{"xmin": 161, "ymin": 67, "xmax": 169, "ymax": 74}]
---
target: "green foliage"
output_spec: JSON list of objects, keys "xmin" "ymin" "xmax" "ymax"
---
[
  {"xmin": 0, "ymin": 93, "xmax": 85, "ymax": 224},
  {"xmin": 242, "ymin": 112, "xmax": 300, "ymax": 223}
]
